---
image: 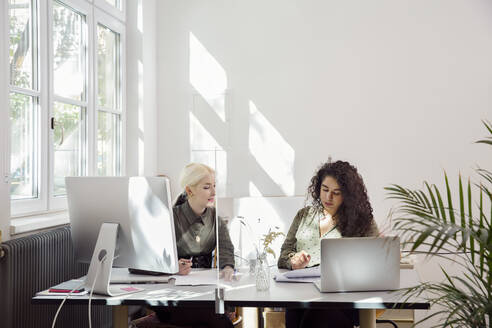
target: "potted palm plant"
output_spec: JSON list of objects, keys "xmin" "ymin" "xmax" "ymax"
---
[{"xmin": 385, "ymin": 120, "xmax": 492, "ymax": 327}]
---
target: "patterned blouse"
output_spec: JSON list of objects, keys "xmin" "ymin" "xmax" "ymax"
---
[{"xmin": 295, "ymin": 208, "xmax": 342, "ymax": 267}]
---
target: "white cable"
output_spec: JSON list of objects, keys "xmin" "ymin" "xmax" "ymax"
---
[
  {"xmin": 51, "ymin": 281, "xmax": 85, "ymax": 328},
  {"xmin": 88, "ymin": 254, "xmax": 107, "ymax": 328}
]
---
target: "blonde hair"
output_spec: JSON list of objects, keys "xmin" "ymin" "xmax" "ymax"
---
[{"xmin": 179, "ymin": 163, "xmax": 215, "ymax": 190}]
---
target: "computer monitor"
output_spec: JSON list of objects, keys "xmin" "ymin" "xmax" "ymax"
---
[{"xmin": 66, "ymin": 176, "xmax": 179, "ymax": 295}]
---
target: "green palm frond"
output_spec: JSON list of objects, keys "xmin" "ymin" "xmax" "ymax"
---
[
  {"xmin": 476, "ymin": 120, "xmax": 492, "ymax": 146},
  {"xmin": 386, "ymin": 119, "xmax": 492, "ymax": 327},
  {"xmin": 477, "ymin": 168, "xmax": 492, "ymax": 187}
]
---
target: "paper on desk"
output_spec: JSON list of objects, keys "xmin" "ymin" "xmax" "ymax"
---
[
  {"xmin": 170, "ymin": 269, "xmax": 221, "ymax": 286},
  {"xmin": 274, "ymin": 275, "xmax": 320, "ymax": 283},
  {"xmin": 274, "ymin": 266, "xmax": 320, "ymax": 283},
  {"xmin": 283, "ymin": 266, "xmax": 320, "ymax": 278}
]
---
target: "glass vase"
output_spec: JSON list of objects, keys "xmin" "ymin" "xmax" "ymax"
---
[{"xmin": 255, "ymin": 252, "xmax": 270, "ymax": 291}]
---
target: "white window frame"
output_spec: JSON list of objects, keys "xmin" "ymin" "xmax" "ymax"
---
[
  {"xmin": 48, "ymin": 0, "xmax": 92, "ymax": 211},
  {"xmin": 94, "ymin": 0, "xmax": 125, "ymax": 23},
  {"xmin": 10, "ymin": 0, "xmax": 47, "ymax": 215},
  {"xmin": 94, "ymin": 7, "xmax": 126, "ymax": 177},
  {"xmin": 2, "ymin": 0, "xmax": 12, "ymax": 224},
  {"xmin": 9, "ymin": 0, "xmax": 126, "ymax": 217}
]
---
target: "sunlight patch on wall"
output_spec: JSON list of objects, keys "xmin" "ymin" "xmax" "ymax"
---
[
  {"xmin": 249, "ymin": 181, "xmax": 262, "ymax": 197},
  {"xmin": 189, "ymin": 32, "xmax": 227, "ymax": 122},
  {"xmin": 189, "ymin": 111, "xmax": 223, "ymax": 151},
  {"xmin": 137, "ymin": 0, "xmax": 143, "ymax": 33},
  {"xmin": 138, "ymin": 60, "xmax": 144, "ymax": 175},
  {"xmin": 248, "ymin": 101, "xmax": 295, "ymax": 195},
  {"xmin": 189, "ymin": 111, "xmax": 227, "ymax": 196}
]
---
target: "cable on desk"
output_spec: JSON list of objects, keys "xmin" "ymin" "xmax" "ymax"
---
[{"xmin": 51, "ymin": 281, "xmax": 85, "ymax": 328}]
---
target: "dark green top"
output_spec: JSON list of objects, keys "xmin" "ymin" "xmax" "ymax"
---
[
  {"xmin": 173, "ymin": 200, "xmax": 235, "ymax": 269},
  {"xmin": 277, "ymin": 206, "xmax": 380, "ymax": 270}
]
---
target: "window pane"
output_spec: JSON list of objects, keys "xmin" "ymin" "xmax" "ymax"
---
[
  {"xmin": 10, "ymin": 92, "xmax": 38, "ymax": 200},
  {"xmin": 53, "ymin": 102, "xmax": 86, "ymax": 196},
  {"xmin": 52, "ymin": 1, "xmax": 86, "ymax": 101},
  {"xmin": 97, "ymin": 111, "xmax": 120, "ymax": 176},
  {"xmin": 97, "ymin": 24, "xmax": 119, "ymax": 110},
  {"xmin": 9, "ymin": 0, "xmax": 35, "ymax": 89}
]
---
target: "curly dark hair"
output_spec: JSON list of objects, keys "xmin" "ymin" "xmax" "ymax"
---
[{"xmin": 307, "ymin": 160, "xmax": 374, "ymax": 237}]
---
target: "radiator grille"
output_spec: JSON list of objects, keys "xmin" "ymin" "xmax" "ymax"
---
[{"xmin": 0, "ymin": 226, "xmax": 112, "ymax": 328}]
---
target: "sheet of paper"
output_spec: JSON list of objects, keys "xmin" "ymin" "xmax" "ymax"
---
[
  {"xmin": 273, "ymin": 266, "xmax": 321, "ymax": 283},
  {"xmin": 283, "ymin": 266, "xmax": 320, "ymax": 278},
  {"xmin": 170, "ymin": 269, "xmax": 221, "ymax": 286},
  {"xmin": 274, "ymin": 274, "xmax": 320, "ymax": 283}
]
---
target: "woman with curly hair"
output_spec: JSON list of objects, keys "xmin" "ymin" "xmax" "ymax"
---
[{"xmin": 278, "ymin": 160, "xmax": 379, "ymax": 328}]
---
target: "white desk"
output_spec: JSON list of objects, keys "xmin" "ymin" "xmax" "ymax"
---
[{"xmin": 33, "ymin": 268, "xmax": 429, "ymax": 328}]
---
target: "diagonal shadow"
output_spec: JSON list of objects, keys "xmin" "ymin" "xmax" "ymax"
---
[
  {"xmin": 248, "ymin": 154, "xmax": 285, "ymax": 196},
  {"xmin": 190, "ymin": 90, "xmax": 229, "ymax": 150}
]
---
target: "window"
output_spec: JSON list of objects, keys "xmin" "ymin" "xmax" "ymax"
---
[
  {"xmin": 8, "ymin": 0, "xmax": 125, "ymax": 215},
  {"xmin": 51, "ymin": 1, "xmax": 88, "ymax": 200},
  {"xmin": 96, "ymin": 20, "xmax": 123, "ymax": 176},
  {"xmin": 9, "ymin": 0, "xmax": 39, "ymax": 202}
]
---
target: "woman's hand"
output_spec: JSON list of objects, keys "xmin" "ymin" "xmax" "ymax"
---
[
  {"xmin": 220, "ymin": 265, "xmax": 235, "ymax": 281},
  {"xmin": 290, "ymin": 250, "xmax": 311, "ymax": 270},
  {"xmin": 178, "ymin": 258, "xmax": 192, "ymax": 275}
]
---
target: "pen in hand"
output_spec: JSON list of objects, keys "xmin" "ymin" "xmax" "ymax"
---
[{"xmin": 178, "ymin": 258, "xmax": 192, "ymax": 275}]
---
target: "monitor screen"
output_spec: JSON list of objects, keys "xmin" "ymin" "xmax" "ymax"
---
[{"xmin": 66, "ymin": 176, "xmax": 179, "ymax": 274}]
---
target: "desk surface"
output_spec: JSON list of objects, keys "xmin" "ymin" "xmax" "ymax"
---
[{"xmin": 32, "ymin": 268, "xmax": 429, "ymax": 311}]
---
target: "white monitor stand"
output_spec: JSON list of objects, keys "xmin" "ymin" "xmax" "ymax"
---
[{"xmin": 85, "ymin": 223, "xmax": 143, "ymax": 296}]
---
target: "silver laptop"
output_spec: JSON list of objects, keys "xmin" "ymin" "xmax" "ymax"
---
[{"xmin": 314, "ymin": 237, "xmax": 400, "ymax": 292}]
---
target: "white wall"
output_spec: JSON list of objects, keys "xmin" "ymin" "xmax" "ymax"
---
[
  {"xmin": 156, "ymin": 0, "xmax": 492, "ymax": 227},
  {"xmin": 0, "ymin": 0, "xmax": 11, "ymax": 241},
  {"xmin": 126, "ymin": 0, "xmax": 158, "ymax": 176}
]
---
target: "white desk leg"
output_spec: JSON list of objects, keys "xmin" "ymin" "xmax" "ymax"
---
[{"xmin": 359, "ymin": 309, "xmax": 376, "ymax": 328}]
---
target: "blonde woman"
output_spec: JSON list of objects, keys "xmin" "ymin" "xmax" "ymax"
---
[{"xmin": 155, "ymin": 163, "xmax": 235, "ymax": 327}]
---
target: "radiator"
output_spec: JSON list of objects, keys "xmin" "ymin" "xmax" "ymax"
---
[{"xmin": 0, "ymin": 226, "xmax": 113, "ymax": 328}]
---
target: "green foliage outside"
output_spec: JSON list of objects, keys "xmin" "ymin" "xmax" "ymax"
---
[{"xmin": 10, "ymin": 10, "xmax": 32, "ymax": 121}]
